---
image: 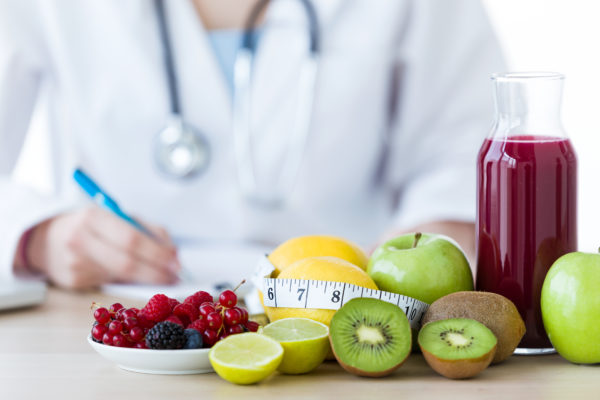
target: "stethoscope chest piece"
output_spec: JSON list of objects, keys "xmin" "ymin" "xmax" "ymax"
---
[{"xmin": 154, "ymin": 115, "xmax": 210, "ymax": 179}]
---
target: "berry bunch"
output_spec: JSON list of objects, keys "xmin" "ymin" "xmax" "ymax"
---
[
  {"xmin": 90, "ymin": 302, "xmax": 150, "ymax": 348},
  {"xmin": 90, "ymin": 281, "xmax": 258, "ymax": 349},
  {"xmin": 188, "ymin": 286, "xmax": 259, "ymax": 347}
]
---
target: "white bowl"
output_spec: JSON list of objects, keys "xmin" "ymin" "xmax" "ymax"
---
[{"xmin": 87, "ymin": 336, "xmax": 213, "ymax": 374}]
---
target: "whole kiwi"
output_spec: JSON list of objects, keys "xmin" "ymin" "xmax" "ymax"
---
[{"xmin": 422, "ymin": 291, "xmax": 525, "ymax": 364}]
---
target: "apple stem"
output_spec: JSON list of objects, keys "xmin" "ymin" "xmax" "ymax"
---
[{"xmin": 412, "ymin": 232, "xmax": 422, "ymax": 248}]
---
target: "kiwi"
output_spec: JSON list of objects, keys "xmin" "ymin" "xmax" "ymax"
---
[
  {"xmin": 418, "ymin": 318, "xmax": 497, "ymax": 379},
  {"xmin": 422, "ymin": 291, "xmax": 525, "ymax": 364},
  {"xmin": 329, "ymin": 298, "xmax": 412, "ymax": 377}
]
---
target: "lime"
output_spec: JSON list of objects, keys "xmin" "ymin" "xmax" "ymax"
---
[
  {"xmin": 262, "ymin": 318, "xmax": 330, "ymax": 374},
  {"xmin": 209, "ymin": 333, "xmax": 283, "ymax": 385}
]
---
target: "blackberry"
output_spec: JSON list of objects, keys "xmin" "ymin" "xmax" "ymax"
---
[
  {"xmin": 145, "ymin": 321, "xmax": 186, "ymax": 349},
  {"xmin": 183, "ymin": 329, "xmax": 203, "ymax": 349}
]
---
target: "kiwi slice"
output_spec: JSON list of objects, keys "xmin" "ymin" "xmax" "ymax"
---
[
  {"xmin": 418, "ymin": 318, "xmax": 497, "ymax": 379},
  {"xmin": 422, "ymin": 291, "xmax": 525, "ymax": 363},
  {"xmin": 329, "ymin": 298, "xmax": 412, "ymax": 377}
]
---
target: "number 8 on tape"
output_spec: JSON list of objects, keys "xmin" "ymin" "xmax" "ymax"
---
[{"xmin": 262, "ymin": 278, "xmax": 429, "ymax": 330}]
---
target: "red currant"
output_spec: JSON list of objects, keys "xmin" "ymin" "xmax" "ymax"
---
[
  {"xmin": 238, "ymin": 307, "xmax": 249, "ymax": 324},
  {"xmin": 223, "ymin": 308, "xmax": 242, "ymax": 327},
  {"xmin": 112, "ymin": 334, "xmax": 127, "ymax": 347},
  {"xmin": 124, "ymin": 317, "xmax": 138, "ymax": 330},
  {"xmin": 92, "ymin": 324, "xmax": 108, "ymax": 341},
  {"xmin": 245, "ymin": 321, "xmax": 260, "ymax": 332},
  {"xmin": 227, "ymin": 324, "xmax": 244, "ymax": 335},
  {"xmin": 199, "ymin": 304, "xmax": 215, "ymax": 317},
  {"xmin": 219, "ymin": 290, "xmax": 237, "ymax": 308},
  {"xmin": 102, "ymin": 332, "xmax": 113, "ymax": 345},
  {"xmin": 206, "ymin": 312, "xmax": 223, "ymax": 329},
  {"xmin": 108, "ymin": 320, "xmax": 123, "ymax": 335},
  {"xmin": 129, "ymin": 326, "xmax": 145, "ymax": 342},
  {"xmin": 94, "ymin": 307, "xmax": 111, "ymax": 324},
  {"xmin": 121, "ymin": 308, "xmax": 137, "ymax": 320},
  {"xmin": 134, "ymin": 342, "xmax": 147, "ymax": 349},
  {"xmin": 202, "ymin": 330, "xmax": 218, "ymax": 347},
  {"xmin": 109, "ymin": 303, "xmax": 124, "ymax": 314}
]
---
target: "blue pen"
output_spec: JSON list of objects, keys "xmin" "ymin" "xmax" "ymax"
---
[{"xmin": 73, "ymin": 168, "xmax": 191, "ymax": 281}]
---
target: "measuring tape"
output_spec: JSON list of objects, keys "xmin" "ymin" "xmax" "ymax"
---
[
  {"xmin": 261, "ymin": 277, "xmax": 429, "ymax": 330},
  {"xmin": 251, "ymin": 255, "xmax": 430, "ymax": 330}
]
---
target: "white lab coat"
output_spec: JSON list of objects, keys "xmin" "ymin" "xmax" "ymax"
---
[{"xmin": 0, "ymin": 0, "xmax": 504, "ymax": 279}]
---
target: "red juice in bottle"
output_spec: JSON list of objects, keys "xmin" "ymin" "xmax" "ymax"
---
[
  {"xmin": 476, "ymin": 136, "xmax": 577, "ymax": 348},
  {"xmin": 476, "ymin": 73, "xmax": 577, "ymax": 352}
]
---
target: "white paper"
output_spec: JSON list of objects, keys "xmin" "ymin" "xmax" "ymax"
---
[{"xmin": 101, "ymin": 241, "xmax": 270, "ymax": 301}]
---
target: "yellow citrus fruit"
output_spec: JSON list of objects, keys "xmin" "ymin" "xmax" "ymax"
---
[
  {"xmin": 263, "ymin": 256, "xmax": 378, "ymax": 326},
  {"xmin": 262, "ymin": 318, "xmax": 330, "ymax": 374},
  {"xmin": 268, "ymin": 235, "xmax": 368, "ymax": 277},
  {"xmin": 208, "ymin": 333, "xmax": 283, "ymax": 385}
]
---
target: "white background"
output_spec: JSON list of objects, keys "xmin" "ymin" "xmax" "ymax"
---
[{"xmin": 11, "ymin": 1, "xmax": 600, "ymax": 251}]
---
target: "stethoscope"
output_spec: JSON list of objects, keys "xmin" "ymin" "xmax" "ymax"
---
[{"xmin": 153, "ymin": 0, "xmax": 320, "ymax": 207}]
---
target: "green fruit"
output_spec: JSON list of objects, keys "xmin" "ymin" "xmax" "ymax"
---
[
  {"xmin": 209, "ymin": 333, "xmax": 283, "ymax": 385},
  {"xmin": 368, "ymin": 232, "xmax": 473, "ymax": 304},
  {"xmin": 418, "ymin": 318, "xmax": 497, "ymax": 379},
  {"xmin": 262, "ymin": 318, "xmax": 330, "ymax": 374},
  {"xmin": 329, "ymin": 298, "xmax": 412, "ymax": 377},
  {"xmin": 422, "ymin": 291, "xmax": 525, "ymax": 364},
  {"xmin": 541, "ymin": 251, "xmax": 600, "ymax": 364}
]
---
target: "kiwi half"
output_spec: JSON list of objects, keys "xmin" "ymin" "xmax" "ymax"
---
[
  {"xmin": 422, "ymin": 291, "xmax": 525, "ymax": 363},
  {"xmin": 418, "ymin": 318, "xmax": 497, "ymax": 379},
  {"xmin": 329, "ymin": 298, "xmax": 412, "ymax": 377}
]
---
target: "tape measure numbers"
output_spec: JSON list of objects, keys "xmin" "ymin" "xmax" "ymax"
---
[{"xmin": 262, "ymin": 278, "xmax": 429, "ymax": 330}]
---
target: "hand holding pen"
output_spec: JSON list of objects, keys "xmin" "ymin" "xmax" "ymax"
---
[{"xmin": 16, "ymin": 170, "xmax": 181, "ymax": 289}]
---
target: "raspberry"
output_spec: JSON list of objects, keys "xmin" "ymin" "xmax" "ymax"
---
[
  {"xmin": 165, "ymin": 315, "xmax": 184, "ymax": 327},
  {"xmin": 145, "ymin": 321, "xmax": 186, "ymax": 349},
  {"xmin": 168, "ymin": 297, "xmax": 180, "ymax": 310},
  {"xmin": 173, "ymin": 303, "xmax": 199, "ymax": 325},
  {"xmin": 184, "ymin": 291, "xmax": 213, "ymax": 309},
  {"xmin": 187, "ymin": 319, "xmax": 208, "ymax": 333},
  {"xmin": 141, "ymin": 294, "xmax": 172, "ymax": 322}
]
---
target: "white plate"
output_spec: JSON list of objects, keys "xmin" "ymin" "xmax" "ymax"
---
[{"xmin": 87, "ymin": 336, "xmax": 213, "ymax": 374}]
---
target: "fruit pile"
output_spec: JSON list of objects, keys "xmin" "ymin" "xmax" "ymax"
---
[{"xmin": 90, "ymin": 284, "xmax": 259, "ymax": 349}]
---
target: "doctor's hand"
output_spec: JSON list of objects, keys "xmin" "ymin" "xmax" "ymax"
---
[{"xmin": 23, "ymin": 207, "xmax": 181, "ymax": 289}]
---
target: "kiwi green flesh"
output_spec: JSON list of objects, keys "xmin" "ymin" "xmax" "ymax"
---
[
  {"xmin": 418, "ymin": 318, "xmax": 497, "ymax": 360},
  {"xmin": 422, "ymin": 291, "xmax": 525, "ymax": 364},
  {"xmin": 329, "ymin": 298, "xmax": 412, "ymax": 377}
]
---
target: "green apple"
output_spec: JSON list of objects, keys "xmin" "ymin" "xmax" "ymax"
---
[
  {"xmin": 368, "ymin": 233, "xmax": 473, "ymax": 304},
  {"xmin": 541, "ymin": 251, "xmax": 600, "ymax": 364}
]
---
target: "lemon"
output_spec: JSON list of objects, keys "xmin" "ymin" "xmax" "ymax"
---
[
  {"xmin": 268, "ymin": 235, "xmax": 368, "ymax": 276},
  {"xmin": 209, "ymin": 333, "xmax": 283, "ymax": 385},
  {"xmin": 263, "ymin": 256, "xmax": 378, "ymax": 326},
  {"xmin": 262, "ymin": 318, "xmax": 330, "ymax": 374}
]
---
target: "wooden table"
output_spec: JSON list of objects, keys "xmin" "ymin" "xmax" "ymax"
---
[{"xmin": 0, "ymin": 288, "xmax": 597, "ymax": 399}]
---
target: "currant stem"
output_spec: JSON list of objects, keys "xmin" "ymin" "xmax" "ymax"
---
[
  {"xmin": 412, "ymin": 232, "xmax": 422, "ymax": 248},
  {"xmin": 233, "ymin": 279, "xmax": 246, "ymax": 293}
]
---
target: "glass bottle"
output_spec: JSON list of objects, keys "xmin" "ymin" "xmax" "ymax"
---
[{"xmin": 476, "ymin": 72, "xmax": 577, "ymax": 353}]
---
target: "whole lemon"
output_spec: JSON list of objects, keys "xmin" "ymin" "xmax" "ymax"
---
[
  {"xmin": 263, "ymin": 256, "xmax": 378, "ymax": 326},
  {"xmin": 268, "ymin": 235, "xmax": 369, "ymax": 277}
]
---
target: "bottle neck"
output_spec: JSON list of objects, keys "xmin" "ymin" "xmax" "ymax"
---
[{"xmin": 491, "ymin": 73, "xmax": 566, "ymax": 139}]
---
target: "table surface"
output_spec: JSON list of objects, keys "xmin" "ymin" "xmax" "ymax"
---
[{"xmin": 0, "ymin": 288, "xmax": 597, "ymax": 400}]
